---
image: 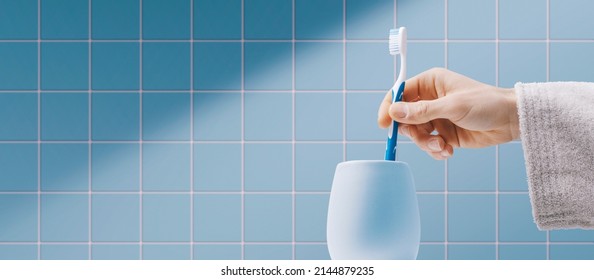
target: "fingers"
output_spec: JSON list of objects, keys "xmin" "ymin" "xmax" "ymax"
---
[
  {"xmin": 401, "ymin": 123, "xmax": 454, "ymax": 160},
  {"xmin": 389, "ymin": 96, "xmax": 461, "ymax": 125},
  {"xmin": 378, "ymin": 90, "xmax": 393, "ymax": 128}
]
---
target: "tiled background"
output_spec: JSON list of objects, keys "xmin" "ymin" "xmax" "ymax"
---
[{"xmin": 0, "ymin": 0, "xmax": 593, "ymax": 260}]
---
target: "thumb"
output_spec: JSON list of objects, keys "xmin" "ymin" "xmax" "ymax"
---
[{"xmin": 389, "ymin": 98, "xmax": 457, "ymax": 125}]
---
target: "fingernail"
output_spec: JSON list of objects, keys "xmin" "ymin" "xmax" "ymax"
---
[
  {"xmin": 390, "ymin": 103, "xmax": 408, "ymax": 119},
  {"xmin": 440, "ymin": 150, "xmax": 451, "ymax": 157},
  {"xmin": 428, "ymin": 139, "xmax": 441, "ymax": 152}
]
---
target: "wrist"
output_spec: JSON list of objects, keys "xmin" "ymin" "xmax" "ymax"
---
[{"xmin": 502, "ymin": 87, "xmax": 520, "ymax": 140}]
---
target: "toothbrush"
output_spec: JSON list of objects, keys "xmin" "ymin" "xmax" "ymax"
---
[{"xmin": 385, "ymin": 27, "xmax": 407, "ymax": 161}]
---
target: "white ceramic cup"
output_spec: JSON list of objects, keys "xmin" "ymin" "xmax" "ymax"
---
[{"xmin": 327, "ymin": 160, "xmax": 420, "ymax": 260}]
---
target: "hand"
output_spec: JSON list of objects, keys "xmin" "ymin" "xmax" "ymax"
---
[{"xmin": 377, "ymin": 68, "xmax": 520, "ymax": 160}]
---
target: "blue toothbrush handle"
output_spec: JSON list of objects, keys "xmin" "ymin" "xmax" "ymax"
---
[{"xmin": 385, "ymin": 81, "xmax": 406, "ymax": 161}]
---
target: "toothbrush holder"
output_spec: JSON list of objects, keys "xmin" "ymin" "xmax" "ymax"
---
[{"xmin": 327, "ymin": 160, "xmax": 420, "ymax": 260}]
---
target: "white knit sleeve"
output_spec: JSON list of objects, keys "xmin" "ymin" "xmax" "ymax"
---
[{"xmin": 516, "ymin": 82, "xmax": 594, "ymax": 230}]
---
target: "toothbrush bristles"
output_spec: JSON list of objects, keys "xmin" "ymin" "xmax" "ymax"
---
[{"xmin": 389, "ymin": 29, "xmax": 400, "ymax": 55}]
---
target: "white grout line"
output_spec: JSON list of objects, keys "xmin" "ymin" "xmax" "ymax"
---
[
  {"xmin": 444, "ymin": 0, "xmax": 449, "ymax": 260},
  {"xmin": 3, "ymin": 241, "xmax": 589, "ymax": 245},
  {"xmin": 546, "ymin": 0, "xmax": 551, "ymax": 260},
  {"xmin": 291, "ymin": 0, "xmax": 296, "ymax": 261},
  {"xmin": 2, "ymin": 38, "xmax": 593, "ymax": 43},
  {"xmin": 37, "ymin": 0, "xmax": 41, "ymax": 260},
  {"xmin": 139, "ymin": 0, "xmax": 144, "ymax": 260},
  {"xmin": 0, "ymin": 140, "xmax": 407, "ymax": 144},
  {"xmin": 0, "ymin": 89, "xmax": 392, "ymax": 93},
  {"xmin": 342, "ymin": 0, "xmax": 346, "ymax": 162},
  {"xmin": 189, "ymin": 0, "xmax": 194, "ymax": 260},
  {"xmin": 240, "ymin": 0, "xmax": 245, "ymax": 260},
  {"xmin": 0, "ymin": 190, "xmax": 530, "ymax": 195},
  {"xmin": 88, "ymin": 0, "xmax": 93, "ymax": 260},
  {"xmin": 495, "ymin": 0, "xmax": 499, "ymax": 260}
]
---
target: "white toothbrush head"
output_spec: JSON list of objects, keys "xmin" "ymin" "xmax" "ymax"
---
[{"xmin": 389, "ymin": 27, "xmax": 407, "ymax": 56}]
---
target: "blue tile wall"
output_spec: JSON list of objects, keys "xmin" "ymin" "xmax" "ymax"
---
[
  {"xmin": 41, "ymin": 43, "xmax": 88, "ymax": 90},
  {"xmin": 296, "ymin": 43, "xmax": 343, "ymax": 90},
  {"xmin": 244, "ymin": 92, "xmax": 292, "ymax": 140},
  {"xmin": 498, "ymin": 194, "xmax": 546, "ymax": 242},
  {"xmin": 142, "ymin": 194, "xmax": 191, "ymax": 242},
  {"xmin": 295, "ymin": 194, "xmax": 329, "ymax": 242},
  {"xmin": 295, "ymin": 144, "xmax": 342, "ymax": 192},
  {"xmin": 550, "ymin": 245, "xmax": 594, "ymax": 260},
  {"xmin": 295, "ymin": 245, "xmax": 331, "ymax": 260},
  {"xmin": 397, "ymin": 143, "xmax": 445, "ymax": 191},
  {"xmin": 245, "ymin": 0, "xmax": 292, "ymax": 39},
  {"xmin": 142, "ymin": 143, "xmax": 191, "ymax": 191},
  {"xmin": 499, "ymin": 245, "xmax": 547, "ymax": 260},
  {"xmin": 142, "ymin": 92, "xmax": 191, "ymax": 140},
  {"xmin": 499, "ymin": 0, "xmax": 546, "ymax": 39},
  {"xmin": 244, "ymin": 194, "xmax": 292, "ymax": 242},
  {"xmin": 244, "ymin": 245, "xmax": 292, "ymax": 260},
  {"xmin": 143, "ymin": 245, "xmax": 191, "ymax": 260},
  {"xmin": 41, "ymin": 0, "xmax": 88, "ymax": 39},
  {"xmin": 0, "ymin": 43, "xmax": 37, "ymax": 90},
  {"xmin": 0, "ymin": 145, "xmax": 38, "ymax": 191},
  {"xmin": 550, "ymin": 43, "xmax": 594, "ymax": 83},
  {"xmin": 41, "ymin": 144, "xmax": 89, "ymax": 192},
  {"xmin": 194, "ymin": 92, "xmax": 242, "ymax": 140},
  {"xmin": 296, "ymin": 0, "xmax": 342, "ymax": 40},
  {"xmin": 194, "ymin": 0, "xmax": 241, "ymax": 39},
  {"xmin": 397, "ymin": 0, "xmax": 444, "ymax": 39},
  {"xmin": 498, "ymin": 142, "xmax": 529, "ymax": 191},
  {"xmin": 448, "ymin": 147, "xmax": 496, "ymax": 192},
  {"xmin": 92, "ymin": 93, "xmax": 140, "ymax": 140},
  {"xmin": 448, "ymin": 0, "xmax": 495, "ymax": 39},
  {"xmin": 1, "ymin": 0, "xmax": 593, "ymax": 260},
  {"xmin": 91, "ymin": 245, "xmax": 140, "ymax": 260},
  {"xmin": 295, "ymin": 92, "xmax": 342, "ymax": 140},
  {"xmin": 417, "ymin": 245, "xmax": 446, "ymax": 260},
  {"xmin": 244, "ymin": 144, "xmax": 292, "ymax": 191},
  {"xmin": 142, "ymin": 43, "xmax": 190, "ymax": 90},
  {"xmin": 194, "ymin": 144, "xmax": 242, "ymax": 191},
  {"xmin": 41, "ymin": 194, "xmax": 89, "ymax": 242},
  {"xmin": 0, "ymin": 194, "xmax": 37, "ymax": 242},
  {"xmin": 448, "ymin": 245, "xmax": 496, "ymax": 260},
  {"xmin": 142, "ymin": 0, "xmax": 190, "ymax": 39},
  {"xmin": 346, "ymin": 92, "xmax": 386, "ymax": 140},
  {"xmin": 346, "ymin": 0, "xmax": 393, "ymax": 40},
  {"xmin": 448, "ymin": 194, "xmax": 496, "ymax": 242},
  {"xmin": 41, "ymin": 93, "xmax": 88, "ymax": 140},
  {"xmin": 92, "ymin": 143, "xmax": 140, "ymax": 191},
  {"xmin": 245, "ymin": 43, "xmax": 292, "ymax": 90},
  {"xmin": 41, "ymin": 245, "xmax": 88, "ymax": 260},
  {"xmin": 499, "ymin": 43, "xmax": 547, "ymax": 88},
  {"xmin": 91, "ymin": 194, "xmax": 140, "ymax": 242},
  {"xmin": 550, "ymin": 0, "xmax": 594, "ymax": 39},
  {"xmin": 448, "ymin": 43, "xmax": 496, "ymax": 85},
  {"xmin": 0, "ymin": 245, "xmax": 38, "ymax": 260},
  {"xmin": 0, "ymin": 93, "xmax": 37, "ymax": 140},
  {"xmin": 91, "ymin": 43, "xmax": 140, "ymax": 90},
  {"xmin": 92, "ymin": 0, "xmax": 139, "ymax": 39},
  {"xmin": 194, "ymin": 194, "xmax": 242, "ymax": 242},
  {"xmin": 417, "ymin": 194, "xmax": 445, "ymax": 242},
  {"xmin": 194, "ymin": 245, "xmax": 242, "ymax": 260},
  {"xmin": 346, "ymin": 43, "xmax": 394, "ymax": 90},
  {"xmin": 0, "ymin": 0, "xmax": 37, "ymax": 39},
  {"xmin": 194, "ymin": 43, "xmax": 242, "ymax": 90},
  {"xmin": 550, "ymin": 229, "xmax": 594, "ymax": 242},
  {"xmin": 407, "ymin": 43, "xmax": 445, "ymax": 77}
]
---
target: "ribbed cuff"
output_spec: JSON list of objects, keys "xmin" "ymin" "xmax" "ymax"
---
[{"xmin": 516, "ymin": 82, "xmax": 594, "ymax": 230}]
